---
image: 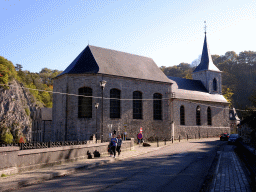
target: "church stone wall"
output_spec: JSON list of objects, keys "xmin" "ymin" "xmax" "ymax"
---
[
  {"xmin": 53, "ymin": 74, "xmax": 172, "ymax": 142},
  {"xmin": 171, "ymin": 99, "xmax": 229, "ymax": 140}
]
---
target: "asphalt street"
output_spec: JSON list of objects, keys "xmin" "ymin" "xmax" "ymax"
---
[{"xmin": 15, "ymin": 139, "xmax": 222, "ymax": 192}]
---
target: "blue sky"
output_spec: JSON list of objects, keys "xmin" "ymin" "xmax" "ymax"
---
[{"xmin": 1, "ymin": 0, "xmax": 256, "ymax": 72}]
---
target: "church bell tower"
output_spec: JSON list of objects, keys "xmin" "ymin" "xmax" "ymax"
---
[{"xmin": 192, "ymin": 23, "xmax": 222, "ymax": 94}]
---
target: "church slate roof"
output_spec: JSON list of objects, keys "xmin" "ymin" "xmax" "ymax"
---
[
  {"xmin": 167, "ymin": 76, "xmax": 207, "ymax": 92},
  {"xmin": 168, "ymin": 76, "xmax": 229, "ymax": 104},
  {"xmin": 193, "ymin": 33, "xmax": 220, "ymax": 73},
  {"xmin": 58, "ymin": 45, "xmax": 172, "ymax": 84}
]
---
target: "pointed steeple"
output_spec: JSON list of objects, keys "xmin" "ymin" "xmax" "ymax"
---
[{"xmin": 193, "ymin": 28, "xmax": 220, "ymax": 73}]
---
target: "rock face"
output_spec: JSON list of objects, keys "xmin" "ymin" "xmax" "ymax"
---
[{"xmin": 0, "ymin": 80, "xmax": 38, "ymax": 142}]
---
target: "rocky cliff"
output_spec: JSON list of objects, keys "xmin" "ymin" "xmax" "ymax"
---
[{"xmin": 0, "ymin": 80, "xmax": 39, "ymax": 142}]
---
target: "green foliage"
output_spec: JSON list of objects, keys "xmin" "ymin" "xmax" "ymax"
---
[
  {"xmin": 161, "ymin": 63, "xmax": 194, "ymax": 79},
  {"xmin": 15, "ymin": 65, "xmax": 61, "ymax": 108},
  {"xmin": 0, "ymin": 56, "xmax": 17, "ymax": 89},
  {"xmin": 14, "ymin": 129, "xmax": 26, "ymax": 143},
  {"xmin": 41, "ymin": 91, "xmax": 52, "ymax": 108},
  {"xmin": 15, "ymin": 64, "xmax": 23, "ymax": 71},
  {"xmin": 26, "ymin": 83, "xmax": 41, "ymax": 102},
  {"xmin": 222, "ymin": 87, "xmax": 234, "ymax": 107},
  {"xmin": 25, "ymin": 107, "xmax": 30, "ymax": 116},
  {"xmin": 1, "ymin": 174, "xmax": 7, "ymax": 177},
  {"xmin": 0, "ymin": 57, "xmax": 61, "ymax": 107},
  {"xmin": 1, "ymin": 132, "xmax": 13, "ymax": 144},
  {"xmin": 214, "ymin": 51, "xmax": 256, "ymax": 110}
]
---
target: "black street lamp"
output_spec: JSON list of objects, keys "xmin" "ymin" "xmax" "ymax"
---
[
  {"xmin": 100, "ymin": 80, "xmax": 107, "ymax": 142},
  {"xmin": 94, "ymin": 103, "xmax": 99, "ymax": 142}
]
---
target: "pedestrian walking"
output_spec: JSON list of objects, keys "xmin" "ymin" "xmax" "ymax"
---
[
  {"xmin": 137, "ymin": 132, "xmax": 143, "ymax": 144},
  {"xmin": 116, "ymin": 135, "xmax": 122, "ymax": 156},
  {"xmin": 110, "ymin": 134, "xmax": 118, "ymax": 158}
]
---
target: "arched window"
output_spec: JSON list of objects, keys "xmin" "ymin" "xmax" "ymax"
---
[
  {"xmin": 133, "ymin": 91, "xmax": 142, "ymax": 119},
  {"xmin": 196, "ymin": 106, "xmax": 201, "ymax": 126},
  {"xmin": 153, "ymin": 93, "xmax": 162, "ymax": 120},
  {"xmin": 207, "ymin": 107, "xmax": 212, "ymax": 125},
  {"xmin": 78, "ymin": 87, "xmax": 92, "ymax": 118},
  {"xmin": 110, "ymin": 89, "xmax": 121, "ymax": 118},
  {"xmin": 180, "ymin": 105, "xmax": 185, "ymax": 125},
  {"xmin": 213, "ymin": 78, "xmax": 217, "ymax": 91}
]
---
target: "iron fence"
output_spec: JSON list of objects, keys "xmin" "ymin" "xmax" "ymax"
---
[{"xmin": 0, "ymin": 140, "xmax": 88, "ymax": 150}]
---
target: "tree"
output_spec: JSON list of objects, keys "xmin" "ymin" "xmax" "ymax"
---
[
  {"xmin": 224, "ymin": 51, "xmax": 238, "ymax": 62},
  {"xmin": 15, "ymin": 64, "xmax": 23, "ymax": 71},
  {"xmin": 0, "ymin": 56, "xmax": 17, "ymax": 89},
  {"xmin": 191, "ymin": 55, "xmax": 201, "ymax": 67},
  {"xmin": 0, "ymin": 125, "xmax": 13, "ymax": 144},
  {"xmin": 222, "ymin": 86, "xmax": 234, "ymax": 107}
]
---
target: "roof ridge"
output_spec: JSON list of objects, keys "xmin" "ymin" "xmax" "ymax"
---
[{"xmin": 88, "ymin": 45, "xmax": 153, "ymax": 60}]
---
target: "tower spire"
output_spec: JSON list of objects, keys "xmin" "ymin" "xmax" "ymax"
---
[
  {"xmin": 193, "ymin": 22, "xmax": 220, "ymax": 73},
  {"xmin": 204, "ymin": 21, "xmax": 207, "ymax": 34}
]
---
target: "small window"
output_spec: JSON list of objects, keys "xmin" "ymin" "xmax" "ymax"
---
[
  {"xmin": 180, "ymin": 105, "xmax": 185, "ymax": 125},
  {"xmin": 110, "ymin": 89, "xmax": 121, "ymax": 118},
  {"xmin": 196, "ymin": 106, "xmax": 201, "ymax": 126},
  {"xmin": 78, "ymin": 87, "xmax": 92, "ymax": 118},
  {"xmin": 213, "ymin": 78, "xmax": 217, "ymax": 91},
  {"xmin": 153, "ymin": 93, "xmax": 162, "ymax": 120},
  {"xmin": 207, "ymin": 107, "xmax": 212, "ymax": 126},
  {"xmin": 133, "ymin": 91, "xmax": 142, "ymax": 119}
]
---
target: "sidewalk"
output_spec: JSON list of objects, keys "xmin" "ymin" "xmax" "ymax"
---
[
  {"xmin": 0, "ymin": 138, "xmax": 247, "ymax": 192},
  {"xmin": 210, "ymin": 149, "xmax": 252, "ymax": 192}
]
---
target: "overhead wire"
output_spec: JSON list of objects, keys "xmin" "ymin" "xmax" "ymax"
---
[{"xmin": 1, "ymin": 83, "xmax": 255, "ymax": 112}]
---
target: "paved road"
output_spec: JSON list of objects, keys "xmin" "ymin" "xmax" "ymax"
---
[{"xmin": 16, "ymin": 139, "xmax": 222, "ymax": 192}]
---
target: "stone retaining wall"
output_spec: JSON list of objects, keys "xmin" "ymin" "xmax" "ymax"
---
[{"xmin": 0, "ymin": 138, "xmax": 134, "ymax": 176}]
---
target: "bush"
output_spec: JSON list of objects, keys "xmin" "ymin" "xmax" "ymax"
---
[
  {"xmin": 1, "ymin": 132, "xmax": 13, "ymax": 144},
  {"xmin": 1, "ymin": 174, "xmax": 7, "ymax": 177}
]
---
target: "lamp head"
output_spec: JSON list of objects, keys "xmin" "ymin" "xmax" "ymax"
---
[
  {"xmin": 95, "ymin": 103, "xmax": 99, "ymax": 109},
  {"xmin": 100, "ymin": 80, "xmax": 107, "ymax": 89}
]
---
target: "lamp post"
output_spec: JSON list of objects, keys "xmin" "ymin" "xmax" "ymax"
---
[
  {"xmin": 100, "ymin": 80, "xmax": 107, "ymax": 143},
  {"xmin": 94, "ymin": 103, "xmax": 99, "ymax": 142}
]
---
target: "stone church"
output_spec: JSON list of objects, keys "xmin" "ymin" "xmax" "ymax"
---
[
  {"xmin": 52, "ymin": 32, "xmax": 229, "ymax": 142},
  {"xmin": 168, "ymin": 33, "xmax": 229, "ymax": 139}
]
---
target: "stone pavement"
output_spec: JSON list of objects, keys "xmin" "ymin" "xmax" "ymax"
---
[
  {"xmin": 210, "ymin": 150, "xmax": 252, "ymax": 192},
  {"xmin": 0, "ymin": 138, "xmax": 252, "ymax": 192}
]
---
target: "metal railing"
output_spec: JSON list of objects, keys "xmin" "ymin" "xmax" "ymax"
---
[{"xmin": 0, "ymin": 140, "xmax": 88, "ymax": 150}]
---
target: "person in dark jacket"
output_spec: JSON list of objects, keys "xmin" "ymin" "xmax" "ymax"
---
[
  {"xmin": 110, "ymin": 134, "xmax": 118, "ymax": 158},
  {"xmin": 116, "ymin": 135, "xmax": 122, "ymax": 156}
]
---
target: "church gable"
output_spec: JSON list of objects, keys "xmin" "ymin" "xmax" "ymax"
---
[{"xmin": 59, "ymin": 46, "xmax": 99, "ymax": 75}]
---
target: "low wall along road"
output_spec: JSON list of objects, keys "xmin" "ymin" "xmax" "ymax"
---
[{"xmin": 0, "ymin": 138, "xmax": 134, "ymax": 176}]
